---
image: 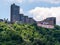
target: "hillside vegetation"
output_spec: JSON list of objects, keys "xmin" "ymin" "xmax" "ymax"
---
[{"xmin": 0, "ymin": 22, "xmax": 60, "ymax": 45}]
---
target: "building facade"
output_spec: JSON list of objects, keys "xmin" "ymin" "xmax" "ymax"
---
[
  {"xmin": 0, "ymin": 19, "xmax": 3, "ymax": 22},
  {"xmin": 10, "ymin": 3, "xmax": 56, "ymax": 28},
  {"xmin": 37, "ymin": 17, "xmax": 56, "ymax": 28},
  {"xmin": 10, "ymin": 3, "xmax": 36, "ymax": 24},
  {"xmin": 11, "ymin": 3, "xmax": 20, "ymax": 23}
]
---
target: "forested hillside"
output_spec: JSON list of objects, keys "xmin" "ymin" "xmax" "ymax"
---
[{"xmin": 0, "ymin": 22, "xmax": 60, "ymax": 45}]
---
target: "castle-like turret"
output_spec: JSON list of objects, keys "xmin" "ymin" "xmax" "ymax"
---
[{"xmin": 11, "ymin": 3, "xmax": 20, "ymax": 23}]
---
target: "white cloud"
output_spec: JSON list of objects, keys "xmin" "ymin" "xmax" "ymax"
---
[
  {"xmin": 47, "ymin": 0, "xmax": 60, "ymax": 4},
  {"xmin": 20, "ymin": 8, "xmax": 24, "ymax": 14},
  {"xmin": 4, "ymin": 0, "xmax": 60, "ymax": 4},
  {"xmin": 29, "ymin": 0, "xmax": 60, "ymax": 4},
  {"xmin": 29, "ymin": 7, "xmax": 60, "ymax": 25},
  {"xmin": 4, "ymin": 0, "xmax": 23, "ymax": 3}
]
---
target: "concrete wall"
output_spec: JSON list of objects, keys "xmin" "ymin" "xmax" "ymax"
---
[{"xmin": 37, "ymin": 23, "xmax": 54, "ymax": 28}]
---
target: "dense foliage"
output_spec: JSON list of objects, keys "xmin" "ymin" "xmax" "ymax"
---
[{"xmin": 0, "ymin": 22, "xmax": 60, "ymax": 45}]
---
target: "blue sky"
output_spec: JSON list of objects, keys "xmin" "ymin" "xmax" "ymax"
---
[{"xmin": 0, "ymin": 0, "xmax": 60, "ymax": 25}]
